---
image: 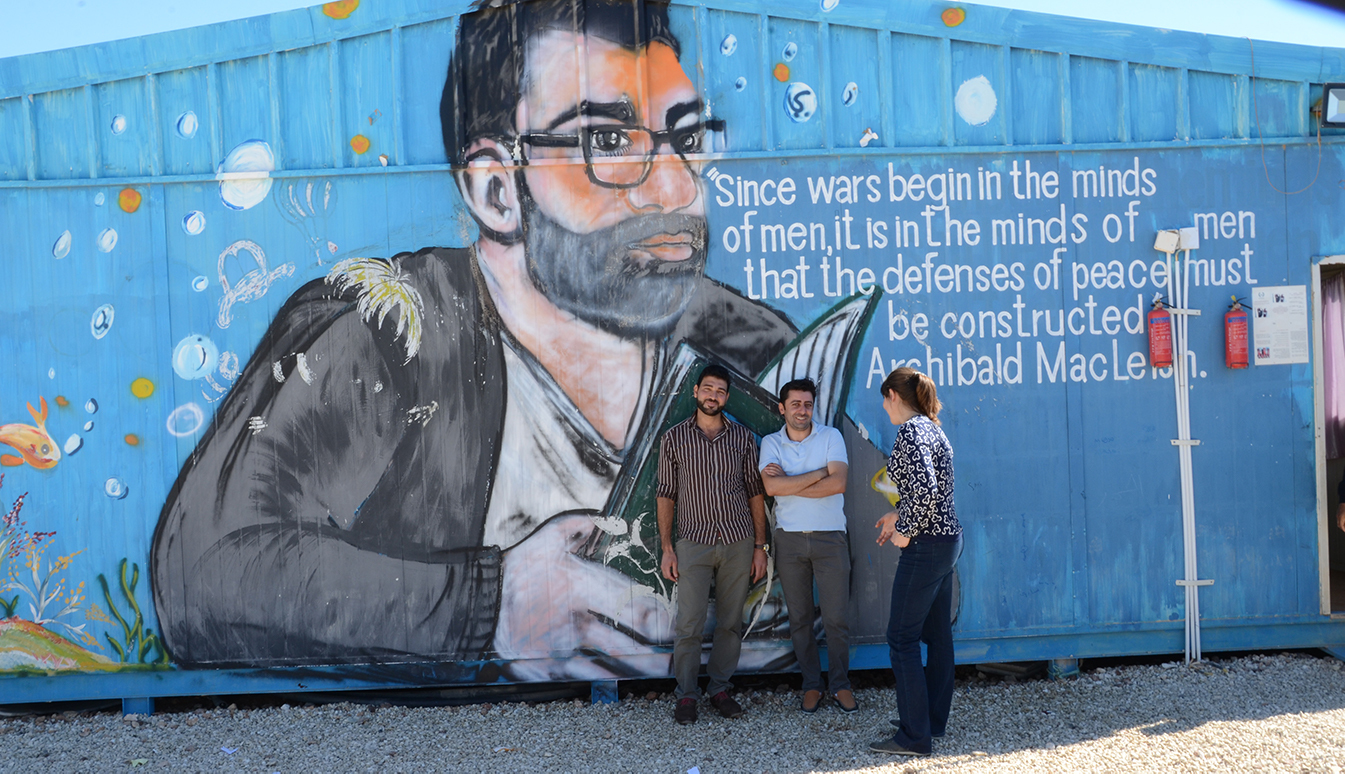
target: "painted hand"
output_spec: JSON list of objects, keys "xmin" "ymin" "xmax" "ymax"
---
[{"xmin": 496, "ymin": 512, "xmax": 674, "ymax": 681}]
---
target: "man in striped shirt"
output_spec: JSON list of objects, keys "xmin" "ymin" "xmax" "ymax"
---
[{"xmin": 657, "ymin": 363, "xmax": 768, "ymax": 725}]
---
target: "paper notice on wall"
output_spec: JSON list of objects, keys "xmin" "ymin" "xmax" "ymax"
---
[{"xmin": 1251, "ymin": 285, "xmax": 1309, "ymax": 365}]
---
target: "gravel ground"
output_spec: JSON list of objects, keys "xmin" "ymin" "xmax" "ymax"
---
[{"xmin": 3, "ymin": 651, "xmax": 1345, "ymax": 773}]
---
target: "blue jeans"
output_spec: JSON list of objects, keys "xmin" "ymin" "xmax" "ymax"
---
[{"xmin": 886, "ymin": 536, "xmax": 962, "ymax": 754}]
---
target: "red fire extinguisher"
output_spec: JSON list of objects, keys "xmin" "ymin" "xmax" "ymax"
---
[
  {"xmin": 1225, "ymin": 297, "xmax": 1249, "ymax": 369},
  {"xmin": 1148, "ymin": 299, "xmax": 1173, "ymax": 369}
]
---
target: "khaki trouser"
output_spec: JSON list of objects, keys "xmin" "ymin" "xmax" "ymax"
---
[{"xmin": 672, "ymin": 536, "xmax": 753, "ymax": 699}]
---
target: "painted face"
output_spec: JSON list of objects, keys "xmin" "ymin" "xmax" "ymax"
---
[
  {"xmin": 517, "ymin": 32, "xmax": 710, "ymax": 337},
  {"xmin": 694, "ymin": 377, "xmax": 729, "ymax": 417},
  {"xmin": 779, "ymin": 391, "xmax": 815, "ymax": 434}
]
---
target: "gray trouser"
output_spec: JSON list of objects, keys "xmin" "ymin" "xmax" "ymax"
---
[
  {"xmin": 775, "ymin": 528, "xmax": 852, "ymax": 692},
  {"xmin": 672, "ymin": 537, "xmax": 753, "ymax": 699}
]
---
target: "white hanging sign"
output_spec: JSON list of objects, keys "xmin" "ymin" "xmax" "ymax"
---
[{"xmin": 1251, "ymin": 285, "xmax": 1309, "ymax": 365}]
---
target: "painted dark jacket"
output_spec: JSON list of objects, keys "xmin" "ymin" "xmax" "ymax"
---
[{"xmin": 150, "ymin": 246, "xmax": 795, "ymax": 667}]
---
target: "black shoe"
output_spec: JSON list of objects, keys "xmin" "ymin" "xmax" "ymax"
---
[
  {"xmin": 889, "ymin": 718, "xmax": 944, "ymax": 737},
  {"xmin": 709, "ymin": 691, "xmax": 744, "ymax": 719},
  {"xmin": 675, "ymin": 698, "xmax": 698, "ymax": 725},
  {"xmin": 869, "ymin": 736, "xmax": 929, "ymax": 756}
]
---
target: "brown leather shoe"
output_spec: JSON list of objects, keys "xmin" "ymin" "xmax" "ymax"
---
[
  {"xmin": 674, "ymin": 697, "xmax": 698, "ymax": 724},
  {"xmin": 709, "ymin": 691, "xmax": 744, "ymax": 718},
  {"xmin": 800, "ymin": 689, "xmax": 823, "ymax": 713},
  {"xmin": 833, "ymin": 688, "xmax": 859, "ymax": 713}
]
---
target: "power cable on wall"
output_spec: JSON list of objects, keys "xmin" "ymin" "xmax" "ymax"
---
[{"xmin": 1248, "ymin": 37, "xmax": 1323, "ymax": 195}]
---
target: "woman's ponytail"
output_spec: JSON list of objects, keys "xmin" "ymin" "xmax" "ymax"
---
[{"xmin": 880, "ymin": 367, "xmax": 942, "ymax": 425}]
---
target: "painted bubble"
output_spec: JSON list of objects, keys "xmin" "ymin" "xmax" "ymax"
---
[
  {"xmin": 97, "ymin": 228, "xmax": 118, "ymax": 253},
  {"xmin": 820, "ymin": 0, "xmax": 840, "ymax": 10},
  {"xmin": 85, "ymin": 399, "xmax": 98, "ymax": 414},
  {"xmin": 182, "ymin": 211, "xmax": 206, "ymax": 236},
  {"xmin": 350, "ymin": 135, "xmax": 371, "ymax": 155},
  {"xmin": 63, "ymin": 435, "xmax": 83, "ymax": 455},
  {"xmin": 166, "ymin": 403, "xmax": 206, "ymax": 437},
  {"xmin": 176, "ymin": 111, "xmax": 199, "ymax": 139},
  {"xmin": 217, "ymin": 140, "xmax": 276, "ymax": 211},
  {"xmin": 53, "ymin": 230, "xmax": 71, "ymax": 259},
  {"xmin": 48, "ymin": 368, "xmax": 55, "ymax": 380},
  {"xmin": 720, "ymin": 34, "xmax": 738, "ymax": 57},
  {"xmin": 942, "ymin": 7, "xmax": 967, "ymax": 27},
  {"xmin": 104, "ymin": 477, "xmax": 129, "ymax": 500},
  {"xmin": 773, "ymin": 63, "xmax": 791, "ymax": 82},
  {"xmin": 131, "ymin": 378, "xmax": 155, "ymax": 399},
  {"xmin": 90, "ymin": 304, "xmax": 115, "ymax": 339},
  {"xmin": 191, "ymin": 275, "xmax": 209, "ymax": 292},
  {"xmin": 124, "ymin": 434, "xmax": 140, "ymax": 446},
  {"xmin": 782, "ymin": 42, "xmax": 798, "ymax": 61},
  {"xmin": 110, "ymin": 115, "xmax": 127, "ymax": 135},
  {"xmin": 172, "ymin": 334, "xmax": 220, "ymax": 380},
  {"xmin": 954, "ymin": 75, "xmax": 997, "ymax": 126},
  {"xmin": 784, "ymin": 82, "xmax": 818, "ymax": 123},
  {"xmin": 842, "ymin": 82, "xmax": 859, "ymax": 107},
  {"xmin": 94, "ymin": 192, "xmax": 105, "ymax": 206},
  {"xmin": 83, "ymin": 420, "xmax": 94, "ymax": 432},
  {"xmin": 118, "ymin": 188, "xmax": 142, "ymax": 213},
  {"xmin": 734, "ymin": 76, "xmax": 747, "ymax": 92}
]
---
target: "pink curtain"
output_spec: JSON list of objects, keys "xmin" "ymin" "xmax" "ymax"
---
[{"xmin": 1324, "ymin": 272, "xmax": 1345, "ymax": 459}]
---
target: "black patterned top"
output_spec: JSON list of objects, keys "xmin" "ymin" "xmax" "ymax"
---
[{"xmin": 886, "ymin": 415, "xmax": 962, "ymax": 542}]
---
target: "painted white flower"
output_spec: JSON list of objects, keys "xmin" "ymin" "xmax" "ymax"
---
[{"xmin": 326, "ymin": 257, "xmax": 425, "ymax": 364}]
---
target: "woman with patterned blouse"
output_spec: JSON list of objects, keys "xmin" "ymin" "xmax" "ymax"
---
[{"xmin": 869, "ymin": 367, "xmax": 964, "ymax": 758}]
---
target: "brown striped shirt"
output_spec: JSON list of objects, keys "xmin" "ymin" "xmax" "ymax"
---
[{"xmin": 656, "ymin": 415, "xmax": 764, "ymax": 545}]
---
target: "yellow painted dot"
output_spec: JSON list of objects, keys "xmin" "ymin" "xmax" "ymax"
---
[
  {"xmin": 130, "ymin": 378, "xmax": 154, "ymax": 399},
  {"xmin": 941, "ymin": 7, "xmax": 966, "ymax": 26},
  {"xmin": 54, "ymin": 395, "xmax": 69, "ymax": 407},
  {"xmin": 124, "ymin": 434, "xmax": 140, "ymax": 446},
  {"xmin": 118, "ymin": 188, "xmax": 142, "ymax": 213},
  {"xmin": 773, "ymin": 63, "xmax": 790, "ymax": 83},
  {"xmin": 323, "ymin": 0, "xmax": 359, "ymax": 19},
  {"xmin": 350, "ymin": 134, "xmax": 371, "ymax": 155}
]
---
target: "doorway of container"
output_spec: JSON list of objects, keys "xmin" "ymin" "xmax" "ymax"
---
[{"xmin": 1313, "ymin": 256, "xmax": 1345, "ymax": 614}]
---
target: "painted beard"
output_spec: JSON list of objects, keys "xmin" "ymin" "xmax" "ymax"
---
[{"xmin": 517, "ymin": 179, "xmax": 708, "ymax": 338}]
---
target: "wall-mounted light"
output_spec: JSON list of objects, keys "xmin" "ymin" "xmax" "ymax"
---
[{"xmin": 1323, "ymin": 82, "xmax": 1345, "ymax": 128}]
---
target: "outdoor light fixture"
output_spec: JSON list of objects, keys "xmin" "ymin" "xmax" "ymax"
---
[{"xmin": 1323, "ymin": 83, "xmax": 1345, "ymax": 128}]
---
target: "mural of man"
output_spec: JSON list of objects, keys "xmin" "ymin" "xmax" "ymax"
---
[{"xmin": 150, "ymin": 0, "xmax": 795, "ymax": 671}]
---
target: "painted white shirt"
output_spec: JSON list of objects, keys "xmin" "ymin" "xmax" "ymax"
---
[{"xmin": 483, "ymin": 335, "xmax": 655, "ymax": 549}]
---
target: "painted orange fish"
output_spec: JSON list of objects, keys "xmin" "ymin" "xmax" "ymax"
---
[{"xmin": 0, "ymin": 397, "xmax": 61, "ymax": 469}]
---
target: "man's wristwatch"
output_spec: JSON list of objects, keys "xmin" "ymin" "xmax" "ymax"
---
[{"xmin": 755, "ymin": 543, "xmax": 770, "ymax": 555}]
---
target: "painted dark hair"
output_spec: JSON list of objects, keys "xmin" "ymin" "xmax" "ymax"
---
[
  {"xmin": 881, "ymin": 367, "xmax": 941, "ymax": 424},
  {"xmin": 440, "ymin": 0, "xmax": 681, "ymax": 167},
  {"xmin": 778, "ymin": 377, "xmax": 817, "ymax": 404},
  {"xmin": 697, "ymin": 363, "xmax": 732, "ymax": 389}
]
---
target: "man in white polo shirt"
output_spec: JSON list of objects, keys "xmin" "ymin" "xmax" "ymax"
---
[{"xmin": 759, "ymin": 377, "xmax": 854, "ymax": 714}]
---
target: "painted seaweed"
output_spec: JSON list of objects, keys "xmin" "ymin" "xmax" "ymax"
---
[{"xmin": 97, "ymin": 559, "xmax": 168, "ymax": 664}]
